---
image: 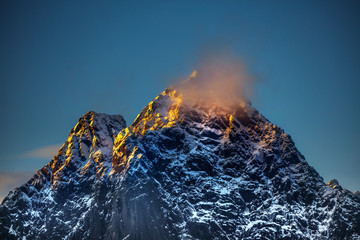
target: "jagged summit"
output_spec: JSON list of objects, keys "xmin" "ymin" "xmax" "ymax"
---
[
  {"xmin": 49, "ymin": 111, "xmax": 126, "ymax": 182},
  {"xmin": 327, "ymin": 179, "xmax": 342, "ymax": 190},
  {"xmin": 130, "ymin": 87, "xmax": 260, "ymax": 136},
  {"xmin": 1, "ymin": 89, "xmax": 360, "ymax": 240}
]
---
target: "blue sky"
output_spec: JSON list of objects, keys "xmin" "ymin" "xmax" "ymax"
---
[{"xmin": 0, "ymin": 0, "xmax": 359, "ymax": 200}]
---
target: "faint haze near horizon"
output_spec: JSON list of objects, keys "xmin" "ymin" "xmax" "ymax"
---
[{"xmin": 0, "ymin": 0, "xmax": 359, "ymax": 201}]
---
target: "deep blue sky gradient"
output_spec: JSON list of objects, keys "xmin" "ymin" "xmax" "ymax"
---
[{"xmin": 0, "ymin": 1, "xmax": 359, "ymax": 192}]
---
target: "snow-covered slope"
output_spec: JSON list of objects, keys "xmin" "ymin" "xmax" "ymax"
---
[{"xmin": 0, "ymin": 88, "xmax": 359, "ymax": 240}]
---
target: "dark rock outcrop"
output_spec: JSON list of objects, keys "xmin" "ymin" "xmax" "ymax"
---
[{"xmin": 1, "ymin": 89, "xmax": 359, "ymax": 240}]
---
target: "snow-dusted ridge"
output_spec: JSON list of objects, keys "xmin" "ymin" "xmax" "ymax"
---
[{"xmin": 0, "ymin": 88, "xmax": 359, "ymax": 240}]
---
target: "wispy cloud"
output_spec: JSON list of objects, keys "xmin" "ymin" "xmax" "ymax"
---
[
  {"xmin": 21, "ymin": 143, "xmax": 63, "ymax": 159},
  {"xmin": 174, "ymin": 51, "xmax": 256, "ymax": 108},
  {"xmin": 0, "ymin": 171, "xmax": 35, "ymax": 204}
]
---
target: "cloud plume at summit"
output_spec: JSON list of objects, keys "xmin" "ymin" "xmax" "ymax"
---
[{"xmin": 174, "ymin": 54, "xmax": 256, "ymax": 107}]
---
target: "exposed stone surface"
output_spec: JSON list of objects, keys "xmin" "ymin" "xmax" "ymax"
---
[{"xmin": 1, "ymin": 89, "xmax": 359, "ymax": 240}]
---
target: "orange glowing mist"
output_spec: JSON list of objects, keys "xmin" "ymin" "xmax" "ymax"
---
[{"xmin": 174, "ymin": 53, "xmax": 255, "ymax": 108}]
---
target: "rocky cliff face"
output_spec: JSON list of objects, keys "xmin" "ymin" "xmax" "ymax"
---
[{"xmin": 1, "ymin": 88, "xmax": 359, "ymax": 240}]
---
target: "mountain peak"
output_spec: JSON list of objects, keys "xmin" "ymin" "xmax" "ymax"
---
[
  {"xmin": 1, "ymin": 90, "xmax": 359, "ymax": 240},
  {"xmin": 327, "ymin": 179, "xmax": 343, "ymax": 190},
  {"xmin": 130, "ymin": 88, "xmax": 182, "ymax": 136},
  {"xmin": 35, "ymin": 111, "xmax": 127, "ymax": 189},
  {"xmin": 130, "ymin": 86, "xmax": 258, "ymax": 138}
]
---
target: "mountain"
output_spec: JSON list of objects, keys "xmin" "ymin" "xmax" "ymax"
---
[{"xmin": 1, "ymin": 88, "xmax": 359, "ymax": 240}]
